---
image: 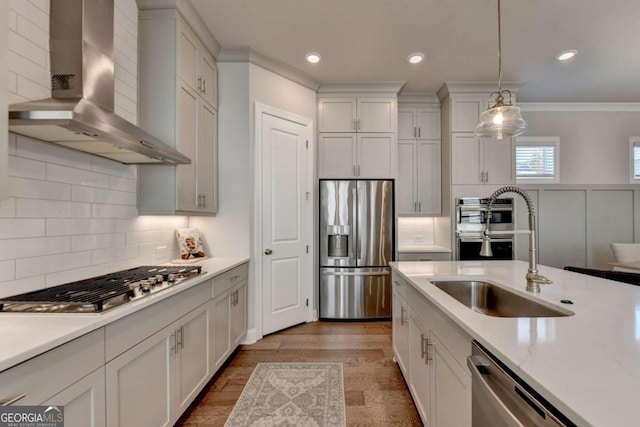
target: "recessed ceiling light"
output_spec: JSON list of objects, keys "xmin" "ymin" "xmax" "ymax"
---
[
  {"xmin": 305, "ymin": 52, "xmax": 321, "ymax": 63},
  {"xmin": 556, "ymin": 49, "xmax": 578, "ymax": 61},
  {"xmin": 407, "ymin": 52, "xmax": 425, "ymax": 64}
]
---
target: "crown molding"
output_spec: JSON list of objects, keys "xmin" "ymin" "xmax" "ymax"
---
[
  {"xmin": 137, "ymin": 0, "xmax": 220, "ymax": 58},
  {"xmin": 218, "ymin": 48, "xmax": 321, "ymax": 91},
  {"xmin": 398, "ymin": 92, "xmax": 440, "ymax": 104},
  {"xmin": 437, "ymin": 81, "xmax": 524, "ymax": 100},
  {"xmin": 519, "ymin": 103, "xmax": 640, "ymax": 112},
  {"xmin": 317, "ymin": 81, "xmax": 406, "ymax": 94}
]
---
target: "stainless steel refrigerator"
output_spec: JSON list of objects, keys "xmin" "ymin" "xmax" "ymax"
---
[{"xmin": 319, "ymin": 180, "xmax": 394, "ymax": 320}]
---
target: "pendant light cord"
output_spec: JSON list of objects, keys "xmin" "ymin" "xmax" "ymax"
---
[{"xmin": 497, "ymin": 0, "xmax": 502, "ymax": 94}]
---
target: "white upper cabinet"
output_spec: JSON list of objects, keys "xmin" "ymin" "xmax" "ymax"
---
[
  {"xmin": 451, "ymin": 134, "xmax": 514, "ymax": 185},
  {"xmin": 451, "ymin": 94, "xmax": 487, "ymax": 132},
  {"xmin": 138, "ymin": 10, "xmax": 218, "ymax": 215},
  {"xmin": 318, "ymin": 133, "xmax": 395, "ymax": 179},
  {"xmin": 318, "ymin": 96, "xmax": 396, "ymax": 133},
  {"xmin": 397, "ymin": 105, "xmax": 441, "ymax": 215}
]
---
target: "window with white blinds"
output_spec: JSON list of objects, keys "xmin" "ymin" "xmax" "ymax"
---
[
  {"xmin": 630, "ymin": 138, "xmax": 640, "ymax": 182},
  {"xmin": 515, "ymin": 137, "xmax": 560, "ymax": 183}
]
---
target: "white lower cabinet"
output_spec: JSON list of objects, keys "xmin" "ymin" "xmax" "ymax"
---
[
  {"xmin": 106, "ymin": 301, "xmax": 212, "ymax": 427},
  {"xmin": 211, "ymin": 280, "xmax": 247, "ymax": 371},
  {"xmin": 392, "ymin": 283, "xmax": 410, "ymax": 376},
  {"xmin": 392, "ymin": 272, "xmax": 472, "ymax": 427},
  {"xmin": 44, "ymin": 368, "xmax": 106, "ymax": 427}
]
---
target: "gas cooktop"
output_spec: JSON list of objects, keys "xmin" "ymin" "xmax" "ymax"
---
[{"xmin": 0, "ymin": 265, "xmax": 203, "ymax": 313}]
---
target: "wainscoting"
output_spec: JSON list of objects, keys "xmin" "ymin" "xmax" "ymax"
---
[{"xmin": 515, "ymin": 185, "xmax": 640, "ymax": 269}]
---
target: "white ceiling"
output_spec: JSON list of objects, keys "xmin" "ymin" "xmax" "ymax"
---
[{"xmin": 191, "ymin": 0, "xmax": 640, "ymax": 102}]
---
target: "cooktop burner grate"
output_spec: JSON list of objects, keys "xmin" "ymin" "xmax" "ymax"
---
[{"xmin": 0, "ymin": 265, "xmax": 202, "ymax": 313}]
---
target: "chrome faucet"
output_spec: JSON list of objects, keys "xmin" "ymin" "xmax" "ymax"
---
[{"xmin": 480, "ymin": 186, "xmax": 552, "ymax": 292}]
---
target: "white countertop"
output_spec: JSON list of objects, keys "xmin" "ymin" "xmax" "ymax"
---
[
  {"xmin": 0, "ymin": 257, "xmax": 249, "ymax": 373},
  {"xmin": 397, "ymin": 245, "xmax": 452, "ymax": 253},
  {"xmin": 391, "ymin": 260, "xmax": 640, "ymax": 427}
]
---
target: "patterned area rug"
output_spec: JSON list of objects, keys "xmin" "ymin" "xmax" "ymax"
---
[{"xmin": 224, "ymin": 363, "xmax": 346, "ymax": 426}]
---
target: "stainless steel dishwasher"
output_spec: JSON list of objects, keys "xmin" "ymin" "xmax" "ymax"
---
[{"xmin": 467, "ymin": 341, "xmax": 577, "ymax": 427}]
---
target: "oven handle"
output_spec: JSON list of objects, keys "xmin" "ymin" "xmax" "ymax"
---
[
  {"xmin": 458, "ymin": 206, "xmax": 512, "ymax": 212},
  {"xmin": 458, "ymin": 238, "xmax": 513, "ymax": 243}
]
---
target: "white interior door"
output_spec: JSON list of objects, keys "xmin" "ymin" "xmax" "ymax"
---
[{"xmin": 261, "ymin": 112, "xmax": 311, "ymax": 335}]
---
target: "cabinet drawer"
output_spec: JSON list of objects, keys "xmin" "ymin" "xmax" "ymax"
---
[
  {"xmin": 398, "ymin": 252, "xmax": 452, "ymax": 261},
  {"xmin": 105, "ymin": 280, "xmax": 211, "ymax": 361},
  {"xmin": 407, "ymin": 285, "xmax": 471, "ymax": 371},
  {"xmin": 391, "ymin": 272, "xmax": 409, "ymax": 301},
  {"xmin": 0, "ymin": 329, "xmax": 104, "ymax": 406},
  {"xmin": 212, "ymin": 263, "xmax": 249, "ymax": 298}
]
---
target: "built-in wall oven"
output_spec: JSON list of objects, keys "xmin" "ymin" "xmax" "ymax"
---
[{"xmin": 456, "ymin": 197, "xmax": 514, "ymax": 261}]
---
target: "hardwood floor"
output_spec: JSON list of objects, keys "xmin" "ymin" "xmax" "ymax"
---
[{"xmin": 177, "ymin": 321, "xmax": 421, "ymax": 426}]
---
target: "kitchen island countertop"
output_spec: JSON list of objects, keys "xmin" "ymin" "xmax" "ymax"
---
[
  {"xmin": 391, "ymin": 260, "xmax": 640, "ymax": 427},
  {"xmin": 0, "ymin": 257, "xmax": 249, "ymax": 373}
]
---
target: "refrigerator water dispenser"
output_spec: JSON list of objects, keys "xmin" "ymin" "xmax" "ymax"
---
[{"xmin": 327, "ymin": 225, "xmax": 349, "ymax": 258}]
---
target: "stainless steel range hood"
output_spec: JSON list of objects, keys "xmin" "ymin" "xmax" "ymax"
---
[{"xmin": 8, "ymin": 0, "xmax": 190, "ymax": 165}]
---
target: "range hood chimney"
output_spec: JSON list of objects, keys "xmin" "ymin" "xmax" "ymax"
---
[{"xmin": 8, "ymin": 0, "xmax": 191, "ymax": 165}]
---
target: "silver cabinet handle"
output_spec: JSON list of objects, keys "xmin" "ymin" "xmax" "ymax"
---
[
  {"xmin": 357, "ymin": 164, "xmax": 361, "ymax": 177},
  {"xmin": 264, "ymin": 248, "xmax": 273, "ymax": 255},
  {"xmin": 176, "ymin": 327, "xmax": 183, "ymax": 350},
  {"xmin": 413, "ymin": 127, "xmax": 416, "ymax": 138},
  {"xmin": 414, "ymin": 202, "xmax": 417, "ymax": 212},
  {"xmin": 418, "ymin": 127, "xmax": 421, "ymax": 138},
  {"xmin": 400, "ymin": 306, "xmax": 407, "ymax": 325},
  {"xmin": 1, "ymin": 393, "xmax": 26, "ymax": 406},
  {"xmin": 180, "ymin": 326, "xmax": 185, "ymax": 349},
  {"xmin": 426, "ymin": 339, "xmax": 433, "ymax": 364},
  {"xmin": 420, "ymin": 333, "xmax": 427, "ymax": 360},
  {"xmin": 393, "ymin": 280, "xmax": 402, "ymax": 286},
  {"xmin": 202, "ymin": 194, "xmax": 206, "ymax": 207},
  {"xmin": 418, "ymin": 201, "xmax": 421, "ymax": 212},
  {"xmin": 197, "ymin": 76, "xmax": 202, "ymax": 91},
  {"xmin": 202, "ymin": 78, "xmax": 206, "ymax": 94},
  {"xmin": 173, "ymin": 332, "xmax": 178, "ymax": 354},
  {"xmin": 485, "ymin": 171, "xmax": 489, "ymax": 183},
  {"xmin": 353, "ymin": 119, "xmax": 357, "ymax": 131}
]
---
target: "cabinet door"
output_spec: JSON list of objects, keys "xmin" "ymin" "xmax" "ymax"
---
[
  {"xmin": 451, "ymin": 134, "xmax": 482, "ymax": 184},
  {"xmin": 357, "ymin": 133, "xmax": 396, "ymax": 178},
  {"xmin": 451, "ymin": 95, "xmax": 486, "ymax": 132},
  {"xmin": 417, "ymin": 108, "xmax": 441, "ymax": 139},
  {"xmin": 409, "ymin": 313, "xmax": 432, "ymax": 427},
  {"xmin": 106, "ymin": 324, "xmax": 176, "ymax": 427},
  {"xmin": 483, "ymin": 138, "xmax": 515, "ymax": 184},
  {"xmin": 176, "ymin": 20, "xmax": 199, "ymax": 92},
  {"xmin": 44, "ymin": 368, "xmax": 105, "ymax": 427},
  {"xmin": 392, "ymin": 289, "xmax": 410, "ymax": 377},
  {"xmin": 176, "ymin": 81, "xmax": 199, "ymax": 211},
  {"xmin": 357, "ymin": 98, "xmax": 396, "ymax": 132},
  {"xmin": 431, "ymin": 334, "xmax": 471, "ymax": 427},
  {"xmin": 397, "ymin": 141, "xmax": 417, "ymax": 214},
  {"xmin": 199, "ymin": 52, "xmax": 217, "ymax": 108},
  {"xmin": 318, "ymin": 98, "xmax": 357, "ymax": 132},
  {"xmin": 398, "ymin": 108, "xmax": 417, "ymax": 139},
  {"xmin": 176, "ymin": 303, "xmax": 211, "ymax": 416},
  {"xmin": 230, "ymin": 282, "xmax": 247, "ymax": 348},
  {"xmin": 212, "ymin": 291, "xmax": 231, "ymax": 370},
  {"xmin": 417, "ymin": 141, "xmax": 441, "ymax": 215},
  {"xmin": 198, "ymin": 101, "xmax": 218, "ymax": 213},
  {"xmin": 318, "ymin": 133, "xmax": 357, "ymax": 178}
]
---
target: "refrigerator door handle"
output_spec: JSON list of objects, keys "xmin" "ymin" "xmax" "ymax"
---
[{"xmin": 322, "ymin": 271, "xmax": 390, "ymax": 276}]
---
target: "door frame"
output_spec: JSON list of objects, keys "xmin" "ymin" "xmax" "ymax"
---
[{"xmin": 251, "ymin": 102, "xmax": 315, "ymax": 342}]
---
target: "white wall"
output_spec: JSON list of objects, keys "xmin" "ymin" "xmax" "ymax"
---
[
  {"xmin": 524, "ymin": 111, "xmax": 640, "ymax": 184},
  {"xmin": 192, "ymin": 61, "xmax": 316, "ymax": 339},
  {"xmin": 1, "ymin": 0, "xmax": 188, "ymax": 298}
]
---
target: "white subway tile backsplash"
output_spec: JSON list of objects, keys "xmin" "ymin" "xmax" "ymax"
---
[
  {"xmin": 8, "ymin": 51, "xmax": 48, "ymax": 88},
  {"xmin": 8, "ymin": 177, "xmax": 71, "ymax": 201},
  {"xmin": 9, "ymin": 155, "xmax": 46, "ymax": 179},
  {"xmin": 28, "ymin": 0, "xmax": 49, "ymax": 14},
  {"xmin": 91, "ymin": 245, "xmax": 139, "ymax": 265},
  {"xmin": 0, "ymin": 276, "xmax": 45, "ymax": 299},
  {"xmin": 109, "ymin": 176, "xmax": 137, "ymax": 192},
  {"xmin": 45, "ymin": 264, "xmax": 111, "ymax": 288},
  {"xmin": 0, "ymin": 219, "xmax": 46, "ymax": 238},
  {"xmin": 11, "ymin": 0, "xmax": 48, "ymax": 31},
  {"xmin": 91, "ymin": 156, "xmax": 137, "ymax": 179},
  {"xmin": 72, "ymin": 186, "xmax": 125, "ymax": 205},
  {"xmin": 15, "ymin": 135, "xmax": 93, "ymax": 169},
  {"xmin": 15, "ymin": 14, "xmax": 48, "ymax": 48},
  {"xmin": 16, "ymin": 199, "xmax": 91, "ymax": 218},
  {"xmin": 0, "ymin": 260, "xmax": 16, "ymax": 283},
  {"xmin": 7, "ymin": 71, "xmax": 17, "ymax": 94},
  {"xmin": 92, "ymin": 204, "xmax": 138, "ymax": 219},
  {"xmin": 71, "ymin": 233, "xmax": 126, "ymax": 252},
  {"xmin": 0, "ymin": 236, "xmax": 70, "ymax": 261},
  {"xmin": 9, "ymin": 30, "xmax": 47, "ymax": 67},
  {"xmin": 8, "ymin": 10, "xmax": 17, "ymax": 31},
  {"xmin": 126, "ymin": 230, "xmax": 164, "ymax": 246},
  {"xmin": 123, "ymin": 192, "xmax": 137, "ymax": 206},
  {"xmin": 47, "ymin": 219, "xmax": 112, "ymax": 236},
  {"xmin": 16, "ymin": 251, "xmax": 92, "ymax": 279},
  {"xmin": 47, "ymin": 163, "xmax": 111, "ymax": 189},
  {"xmin": 0, "ymin": 199, "xmax": 16, "ymax": 218},
  {"xmin": 16, "ymin": 75, "xmax": 49, "ymax": 100}
]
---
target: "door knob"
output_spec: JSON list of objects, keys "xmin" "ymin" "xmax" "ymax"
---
[{"xmin": 264, "ymin": 248, "xmax": 273, "ymax": 255}]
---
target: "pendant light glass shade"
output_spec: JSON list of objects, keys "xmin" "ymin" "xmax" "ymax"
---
[
  {"xmin": 474, "ymin": 0, "xmax": 527, "ymax": 140},
  {"xmin": 475, "ymin": 102, "xmax": 527, "ymax": 140}
]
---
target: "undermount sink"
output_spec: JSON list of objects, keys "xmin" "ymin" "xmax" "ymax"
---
[{"xmin": 430, "ymin": 280, "xmax": 572, "ymax": 318}]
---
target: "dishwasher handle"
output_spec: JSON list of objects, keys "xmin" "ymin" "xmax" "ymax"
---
[{"xmin": 467, "ymin": 354, "xmax": 526, "ymax": 427}]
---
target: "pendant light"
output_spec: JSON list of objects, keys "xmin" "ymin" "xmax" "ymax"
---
[{"xmin": 474, "ymin": 0, "xmax": 527, "ymax": 140}]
